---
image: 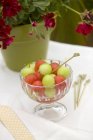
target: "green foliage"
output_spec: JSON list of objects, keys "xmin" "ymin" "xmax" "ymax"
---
[
  {"xmin": 0, "ymin": 0, "xmax": 81, "ymax": 26},
  {"xmin": 82, "ymin": 0, "xmax": 93, "ymax": 10},
  {"xmin": 1, "ymin": 0, "xmax": 70, "ymax": 27}
]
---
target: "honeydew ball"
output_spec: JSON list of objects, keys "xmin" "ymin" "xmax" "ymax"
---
[
  {"xmin": 30, "ymin": 62, "xmax": 35, "ymax": 73},
  {"xmin": 39, "ymin": 63, "xmax": 52, "ymax": 75},
  {"xmin": 45, "ymin": 88, "xmax": 56, "ymax": 98},
  {"xmin": 21, "ymin": 67, "xmax": 34, "ymax": 77},
  {"xmin": 50, "ymin": 74, "xmax": 56, "ymax": 77},
  {"xmin": 57, "ymin": 66, "xmax": 70, "ymax": 78},
  {"xmin": 42, "ymin": 74, "xmax": 55, "ymax": 87}
]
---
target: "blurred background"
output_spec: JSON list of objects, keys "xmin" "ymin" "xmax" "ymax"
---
[{"xmin": 51, "ymin": 0, "xmax": 93, "ymax": 47}]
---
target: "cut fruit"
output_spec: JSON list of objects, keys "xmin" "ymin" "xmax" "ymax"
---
[
  {"xmin": 35, "ymin": 60, "xmax": 45, "ymax": 71},
  {"xmin": 32, "ymin": 80, "xmax": 45, "ymax": 96},
  {"xmin": 24, "ymin": 74, "xmax": 37, "ymax": 84},
  {"xmin": 21, "ymin": 67, "xmax": 34, "ymax": 77},
  {"xmin": 55, "ymin": 75, "xmax": 65, "ymax": 84},
  {"xmin": 34, "ymin": 71, "xmax": 42, "ymax": 80},
  {"xmin": 45, "ymin": 88, "xmax": 56, "ymax": 98},
  {"xmin": 39, "ymin": 63, "xmax": 52, "ymax": 75},
  {"xmin": 57, "ymin": 66, "xmax": 70, "ymax": 78},
  {"xmin": 42, "ymin": 74, "xmax": 55, "ymax": 87},
  {"xmin": 51, "ymin": 62, "xmax": 59, "ymax": 73}
]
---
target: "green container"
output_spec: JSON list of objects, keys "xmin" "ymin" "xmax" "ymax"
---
[{"xmin": 1, "ymin": 24, "xmax": 52, "ymax": 71}]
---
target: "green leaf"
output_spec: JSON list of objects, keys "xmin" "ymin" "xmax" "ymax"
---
[
  {"xmin": 33, "ymin": 1, "xmax": 50, "ymax": 10},
  {"xmin": 29, "ymin": 5, "xmax": 35, "ymax": 12}
]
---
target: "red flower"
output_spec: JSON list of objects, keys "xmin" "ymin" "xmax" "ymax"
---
[
  {"xmin": 32, "ymin": 21, "xmax": 37, "ymax": 27},
  {"xmin": 0, "ymin": 18, "xmax": 14, "ymax": 49},
  {"xmin": 76, "ymin": 22, "xmax": 93, "ymax": 35},
  {"xmin": 45, "ymin": 18, "xmax": 55, "ymax": 28},
  {"xmin": 5, "ymin": 25, "xmax": 11, "ymax": 34},
  {"xmin": 44, "ymin": 13, "xmax": 55, "ymax": 19},
  {"xmin": 0, "ymin": 18, "xmax": 5, "ymax": 25},
  {"xmin": 0, "ymin": 18, "xmax": 11, "ymax": 36},
  {"xmin": 0, "ymin": 19, "xmax": 11, "ymax": 39},
  {"xmin": 43, "ymin": 13, "xmax": 56, "ymax": 29},
  {"xmin": 3, "ymin": 36, "xmax": 14, "ymax": 49},
  {"xmin": 1, "ymin": 0, "xmax": 21, "ymax": 18}
]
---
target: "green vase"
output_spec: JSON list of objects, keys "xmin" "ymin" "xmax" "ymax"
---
[{"xmin": 1, "ymin": 24, "xmax": 52, "ymax": 71}]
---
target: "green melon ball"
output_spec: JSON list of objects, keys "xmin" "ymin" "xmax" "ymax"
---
[
  {"xmin": 50, "ymin": 74, "xmax": 56, "ymax": 77},
  {"xmin": 42, "ymin": 74, "xmax": 55, "ymax": 87},
  {"xmin": 39, "ymin": 63, "xmax": 52, "ymax": 75},
  {"xmin": 21, "ymin": 67, "xmax": 34, "ymax": 77},
  {"xmin": 45, "ymin": 88, "xmax": 56, "ymax": 98},
  {"xmin": 57, "ymin": 66, "xmax": 70, "ymax": 78},
  {"xmin": 30, "ymin": 62, "xmax": 35, "ymax": 73}
]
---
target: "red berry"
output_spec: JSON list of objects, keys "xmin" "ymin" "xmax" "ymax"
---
[
  {"xmin": 55, "ymin": 75, "xmax": 65, "ymax": 84},
  {"xmin": 24, "ymin": 74, "xmax": 37, "ymax": 85},
  {"xmin": 51, "ymin": 62, "xmax": 59, "ymax": 73},
  {"xmin": 35, "ymin": 60, "xmax": 45, "ymax": 71},
  {"xmin": 34, "ymin": 71, "xmax": 42, "ymax": 80}
]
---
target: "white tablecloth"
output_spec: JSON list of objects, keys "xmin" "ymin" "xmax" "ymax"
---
[{"xmin": 0, "ymin": 41, "xmax": 93, "ymax": 139}]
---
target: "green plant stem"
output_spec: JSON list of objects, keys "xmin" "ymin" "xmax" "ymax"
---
[
  {"xmin": 62, "ymin": 3, "xmax": 81, "ymax": 16},
  {"xmin": 29, "ymin": 17, "xmax": 32, "ymax": 24}
]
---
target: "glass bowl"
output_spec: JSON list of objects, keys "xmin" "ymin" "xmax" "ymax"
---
[{"xmin": 20, "ymin": 60, "xmax": 73, "ymax": 121}]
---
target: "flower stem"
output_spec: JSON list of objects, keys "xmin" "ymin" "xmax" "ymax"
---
[
  {"xmin": 62, "ymin": 3, "xmax": 81, "ymax": 16},
  {"xmin": 29, "ymin": 17, "xmax": 32, "ymax": 24}
]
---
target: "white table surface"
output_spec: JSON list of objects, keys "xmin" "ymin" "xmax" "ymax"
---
[{"xmin": 0, "ymin": 41, "xmax": 93, "ymax": 139}]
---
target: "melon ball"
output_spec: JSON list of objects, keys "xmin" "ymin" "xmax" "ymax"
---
[
  {"xmin": 21, "ymin": 67, "xmax": 34, "ymax": 77},
  {"xmin": 30, "ymin": 62, "xmax": 35, "ymax": 73},
  {"xmin": 57, "ymin": 66, "xmax": 70, "ymax": 78},
  {"xmin": 39, "ymin": 63, "xmax": 52, "ymax": 75},
  {"xmin": 42, "ymin": 74, "xmax": 55, "ymax": 87},
  {"xmin": 45, "ymin": 88, "xmax": 56, "ymax": 98}
]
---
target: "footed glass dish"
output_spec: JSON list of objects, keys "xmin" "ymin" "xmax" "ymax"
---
[{"xmin": 20, "ymin": 60, "xmax": 73, "ymax": 121}]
